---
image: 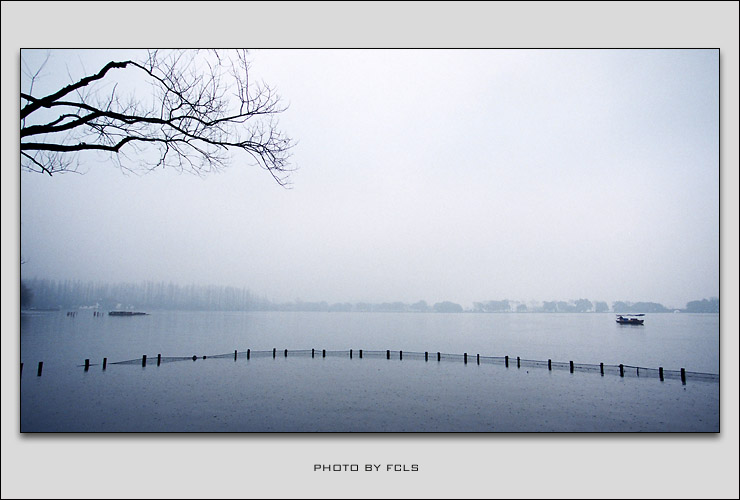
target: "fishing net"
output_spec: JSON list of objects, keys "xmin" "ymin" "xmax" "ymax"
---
[{"xmin": 76, "ymin": 349, "xmax": 718, "ymax": 383}]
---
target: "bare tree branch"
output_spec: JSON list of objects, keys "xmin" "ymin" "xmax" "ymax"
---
[
  {"xmin": 20, "ymin": 50, "xmax": 295, "ymax": 186},
  {"xmin": 20, "ymin": 60, "xmax": 132, "ymax": 120}
]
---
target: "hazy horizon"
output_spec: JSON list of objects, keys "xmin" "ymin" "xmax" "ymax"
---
[
  {"xmin": 20, "ymin": 276, "xmax": 717, "ymax": 312},
  {"xmin": 19, "ymin": 49, "xmax": 720, "ymax": 311}
]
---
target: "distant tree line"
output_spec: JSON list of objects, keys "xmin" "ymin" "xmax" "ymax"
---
[
  {"xmin": 611, "ymin": 301, "xmax": 671, "ymax": 313},
  {"xmin": 20, "ymin": 279, "xmax": 719, "ymax": 314},
  {"xmin": 473, "ymin": 299, "xmax": 609, "ymax": 313},
  {"xmin": 20, "ymin": 281, "xmax": 34, "ymax": 308},
  {"xmin": 684, "ymin": 297, "xmax": 719, "ymax": 313},
  {"xmin": 218, "ymin": 299, "xmax": 465, "ymax": 313},
  {"xmin": 21, "ymin": 279, "xmax": 269, "ymax": 311}
]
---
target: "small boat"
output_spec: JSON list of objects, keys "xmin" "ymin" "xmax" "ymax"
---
[
  {"xmin": 616, "ymin": 314, "xmax": 644, "ymax": 325},
  {"xmin": 108, "ymin": 311, "xmax": 148, "ymax": 316}
]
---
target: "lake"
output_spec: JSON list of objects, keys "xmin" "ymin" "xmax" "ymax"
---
[{"xmin": 19, "ymin": 311, "xmax": 720, "ymax": 432}]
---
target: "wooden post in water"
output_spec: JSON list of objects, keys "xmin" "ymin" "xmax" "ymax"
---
[
  {"xmin": 505, "ymin": 355, "xmax": 509, "ymax": 368},
  {"xmin": 681, "ymin": 368, "xmax": 686, "ymax": 385},
  {"xmin": 37, "ymin": 361, "xmax": 43, "ymax": 376},
  {"xmin": 425, "ymin": 351, "xmax": 428, "ymax": 361},
  {"xmin": 517, "ymin": 356, "xmax": 520, "ymax": 368},
  {"xmin": 284, "ymin": 349, "xmax": 288, "ymax": 358},
  {"xmin": 103, "ymin": 357, "xmax": 107, "ymax": 370},
  {"xmin": 400, "ymin": 350, "xmax": 403, "ymax": 360},
  {"xmin": 477, "ymin": 354, "xmax": 480, "ymax": 365},
  {"xmin": 322, "ymin": 349, "xmax": 326, "ymax": 358},
  {"xmin": 312, "ymin": 348, "xmax": 315, "ymax": 358},
  {"xmin": 350, "ymin": 349, "xmax": 353, "ymax": 359},
  {"xmin": 619, "ymin": 364, "xmax": 624, "ymax": 377},
  {"xmin": 247, "ymin": 349, "xmax": 251, "ymax": 360},
  {"xmin": 548, "ymin": 359, "xmax": 551, "ymax": 371},
  {"xmin": 636, "ymin": 367, "xmax": 639, "ymax": 377},
  {"xmin": 142, "ymin": 355, "xmax": 147, "ymax": 367},
  {"xmin": 359, "ymin": 349, "xmax": 363, "ymax": 359},
  {"xmin": 569, "ymin": 361, "xmax": 574, "ymax": 373},
  {"xmin": 273, "ymin": 348, "xmax": 276, "ymax": 359},
  {"xmin": 158, "ymin": 354, "xmax": 162, "ymax": 366},
  {"xmin": 387, "ymin": 350, "xmax": 390, "ymax": 360},
  {"xmin": 234, "ymin": 350, "xmax": 237, "ymax": 361},
  {"xmin": 84, "ymin": 359, "xmax": 90, "ymax": 372},
  {"xmin": 437, "ymin": 352, "xmax": 441, "ymax": 362},
  {"xmin": 600, "ymin": 362, "xmax": 604, "ymax": 376},
  {"xmin": 464, "ymin": 353, "xmax": 467, "ymax": 364},
  {"xmin": 659, "ymin": 367, "xmax": 664, "ymax": 381}
]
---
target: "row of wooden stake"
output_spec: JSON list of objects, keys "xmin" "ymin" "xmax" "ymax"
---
[{"xmin": 21, "ymin": 351, "xmax": 688, "ymax": 385}]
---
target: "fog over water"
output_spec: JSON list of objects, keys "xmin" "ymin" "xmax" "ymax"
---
[{"xmin": 18, "ymin": 49, "xmax": 719, "ymax": 310}]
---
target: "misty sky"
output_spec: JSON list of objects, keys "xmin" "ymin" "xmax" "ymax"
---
[{"xmin": 19, "ymin": 49, "xmax": 719, "ymax": 309}]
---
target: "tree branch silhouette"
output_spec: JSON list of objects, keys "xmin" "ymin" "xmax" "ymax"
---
[{"xmin": 20, "ymin": 49, "xmax": 295, "ymax": 186}]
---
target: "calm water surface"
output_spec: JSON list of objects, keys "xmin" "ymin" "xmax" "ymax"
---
[
  {"xmin": 20, "ymin": 311, "xmax": 719, "ymax": 372},
  {"xmin": 19, "ymin": 311, "xmax": 720, "ymax": 432}
]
